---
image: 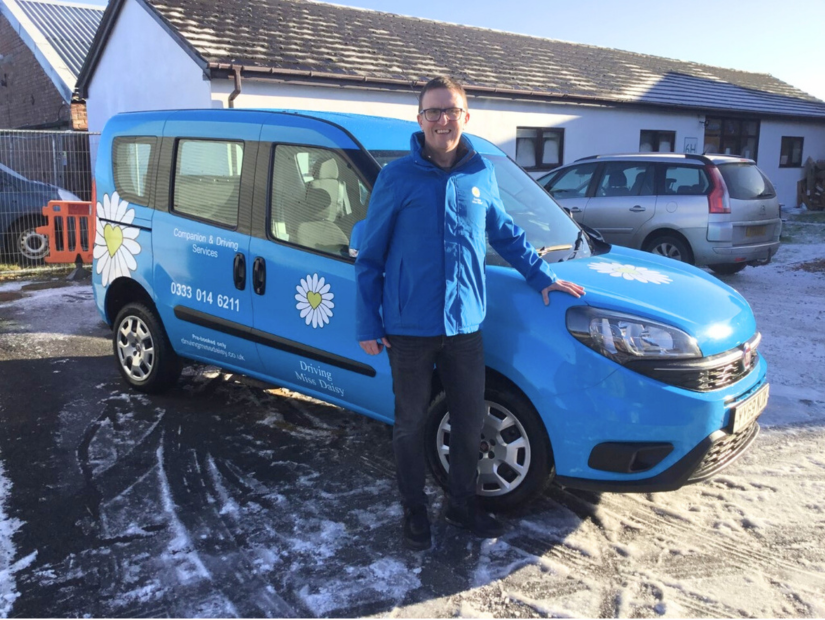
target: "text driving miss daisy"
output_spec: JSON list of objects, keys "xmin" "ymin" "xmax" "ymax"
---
[{"xmin": 294, "ymin": 360, "xmax": 344, "ymax": 397}]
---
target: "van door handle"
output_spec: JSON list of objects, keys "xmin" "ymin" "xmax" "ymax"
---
[
  {"xmin": 233, "ymin": 253, "xmax": 246, "ymax": 290},
  {"xmin": 569, "ymin": 206, "xmax": 582, "ymax": 213},
  {"xmin": 253, "ymin": 257, "xmax": 266, "ymax": 295},
  {"xmin": 629, "ymin": 205, "xmax": 646, "ymax": 212}
]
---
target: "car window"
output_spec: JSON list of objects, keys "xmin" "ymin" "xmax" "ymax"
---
[
  {"xmin": 663, "ymin": 165, "xmax": 709, "ymax": 196},
  {"xmin": 596, "ymin": 162, "xmax": 655, "ymax": 197},
  {"xmin": 173, "ymin": 139, "xmax": 243, "ymax": 227},
  {"xmin": 717, "ymin": 163, "xmax": 776, "ymax": 200},
  {"xmin": 270, "ymin": 144, "xmax": 370, "ymax": 257},
  {"xmin": 113, "ymin": 137, "xmax": 156, "ymax": 206},
  {"xmin": 542, "ymin": 163, "xmax": 597, "ymax": 199}
]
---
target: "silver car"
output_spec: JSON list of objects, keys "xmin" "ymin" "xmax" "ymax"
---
[{"xmin": 537, "ymin": 153, "xmax": 782, "ymax": 275}]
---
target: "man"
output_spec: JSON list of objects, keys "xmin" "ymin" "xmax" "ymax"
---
[{"xmin": 355, "ymin": 76, "xmax": 585, "ymax": 550}]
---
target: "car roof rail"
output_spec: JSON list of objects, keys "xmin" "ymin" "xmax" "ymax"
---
[{"xmin": 684, "ymin": 153, "xmax": 713, "ymax": 165}]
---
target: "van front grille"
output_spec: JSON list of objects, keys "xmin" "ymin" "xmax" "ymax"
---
[{"xmin": 627, "ymin": 333, "xmax": 760, "ymax": 392}]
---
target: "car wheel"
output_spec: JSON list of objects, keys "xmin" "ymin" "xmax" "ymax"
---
[
  {"xmin": 113, "ymin": 302, "xmax": 181, "ymax": 393},
  {"xmin": 644, "ymin": 235, "xmax": 693, "ymax": 264},
  {"xmin": 709, "ymin": 263, "xmax": 747, "ymax": 276},
  {"xmin": 425, "ymin": 383, "xmax": 553, "ymax": 511},
  {"xmin": 11, "ymin": 217, "xmax": 49, "ymax": 265}
]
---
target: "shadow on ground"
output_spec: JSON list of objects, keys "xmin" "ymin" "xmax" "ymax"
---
[{"xmin": 0, "ymin": 353, "xmax": 601, "ymax": 617}]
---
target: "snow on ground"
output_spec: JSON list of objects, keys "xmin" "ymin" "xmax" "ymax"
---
[
  {"xmin": 0, "ymin": 212, "xmax": 823, "ymax": 617},
  {"xmin": 0, "ymin": 457, "xmax": 22, "ymax": 616}
]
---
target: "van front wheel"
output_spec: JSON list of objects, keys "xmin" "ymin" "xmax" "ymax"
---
[
  {"xmin": 425, "ymin": 384, "xmax": 553, "ymax": 511},
  {"xmin": 113, "ymin": 303, "xmax": 181, "ymax": 393}
]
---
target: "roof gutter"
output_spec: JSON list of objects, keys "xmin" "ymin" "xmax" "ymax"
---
[{"xmin": 207, "ymin": 63, "xmax": 616, "ymax": 106}]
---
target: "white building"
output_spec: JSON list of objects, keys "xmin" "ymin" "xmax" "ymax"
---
[{"xmin": 77, "ymin": 0, "xmax": 825, "ymax": 208}]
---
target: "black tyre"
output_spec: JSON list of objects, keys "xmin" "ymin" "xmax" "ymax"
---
[
  {"xmin": 113, "ymin": 302, "xmax": 181, "ymax": 393},
  {"xmin": 11, "ymin": 216, "xmax": 49, "ymax": 265},
  {"xmin": 644, "ymin": 234, "xmax": 693, "ymax": 264},
  {"xmin": 709, "ymin": 263, "xmax": 747, "ymax": 276},
  {"xmin": 425, "ymin": 382, "xmax": 553, "ymax": 511}
]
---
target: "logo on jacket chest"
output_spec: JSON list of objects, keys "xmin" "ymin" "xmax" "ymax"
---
[{"xmin": 471, "ymin": 186, "xmax": 484, "ymax": 205}]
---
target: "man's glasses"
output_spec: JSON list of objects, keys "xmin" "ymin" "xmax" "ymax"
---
[{"xmin": 419, "ymin": 107, "xmax": 465, "ymax": 122}]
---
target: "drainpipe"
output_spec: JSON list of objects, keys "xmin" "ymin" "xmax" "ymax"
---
[{"xmin": 227, "ymin": 66, "xmax": 242, "ymax": 108}]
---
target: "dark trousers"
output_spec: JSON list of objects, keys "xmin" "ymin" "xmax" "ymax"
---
[{"xmin": 386, "ymin": 331, "xmax": 485, "ymax": 509}]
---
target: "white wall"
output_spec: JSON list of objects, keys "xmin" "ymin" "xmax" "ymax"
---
[
  {"xmin": 213, "ymin": 79, "xmax": 705, "ymax": 162},
  {"xmin": 758, "ymin": 119, "xmax": 825, "ymax": 208},
  {"xmin": 85, "ymin": 0, "xmax": 211, "ymax": 133}
]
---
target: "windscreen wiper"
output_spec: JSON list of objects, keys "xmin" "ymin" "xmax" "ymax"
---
[
  {"xmin": 537, "ymin": 243, "xmax": 572, "ymax": 257},
  {"xmin": 560, "ymin": 230, "xmax": 585, "ymax": 262}
]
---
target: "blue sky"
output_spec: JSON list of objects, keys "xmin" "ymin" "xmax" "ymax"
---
[{"xmin": 78, "ymin": 0, "xmax": 824, "ymax": 101}]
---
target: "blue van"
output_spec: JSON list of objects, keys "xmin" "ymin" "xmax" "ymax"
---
[{"xmin": 92, "ymin": 109, "xmax": 769, "ymax": 509}]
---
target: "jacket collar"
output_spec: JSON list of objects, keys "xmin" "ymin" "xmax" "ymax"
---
[{"xmin": 410, "ymin": 132, "xmax": 477, "ymax": 171}]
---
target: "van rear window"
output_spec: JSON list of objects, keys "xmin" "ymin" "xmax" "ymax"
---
[
  {"xmin": 173, "ymin": 139, "xmax": 243, "ymax": 227},
  {"xmin": 718, "ymin": 163, "xmax": 776, "ymax": 200},
  {"xmin": 112, "ymin": 137, "xmax": 156, "ymax": 206}
]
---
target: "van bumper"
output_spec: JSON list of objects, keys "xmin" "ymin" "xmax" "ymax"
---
[{"xmin": 556, "ymin": 422, "xmax": 759, "ymax": 493}]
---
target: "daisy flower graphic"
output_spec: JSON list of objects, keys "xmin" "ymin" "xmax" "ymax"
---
[
  {"xmin": 93, "ymin": 192, "xmax": 141, "ymax": 287},
  {"xmin": 295, "ymin": 274, "xmax": 335, "ymax": 328},
  {"xmin": 588, "ymin": 262, "xmax": 672, "ymax": 284}
]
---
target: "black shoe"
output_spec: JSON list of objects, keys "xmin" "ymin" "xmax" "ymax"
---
[
  {"xmin": 403, "ymin": 505, "xmax": 431, "ymax": 550},
  {"xmin": 445, "ymin": 502, "xmax": 505, "ymax": 539}
]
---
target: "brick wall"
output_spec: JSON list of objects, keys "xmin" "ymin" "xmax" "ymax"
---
[{"xmin": 0, "ymin": 15, "xmax": 70, "ymax": 129}]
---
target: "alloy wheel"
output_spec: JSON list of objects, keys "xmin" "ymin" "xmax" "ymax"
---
[{"xmin": 436, "ymin": 400, "xmax": 532, "ymax": 497}]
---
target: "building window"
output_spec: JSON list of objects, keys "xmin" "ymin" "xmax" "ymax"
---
[
  {"xmin": 779, "ymin": 137, "xmax": 804, "ymax": 168},
  {"xmin": 639, "ymin": 130, "xmax": 675, "ymax": 153},
  {"xmin": 515, "ymin": 127, "xmax": 564, "ymax": 170},
  {"xmin": 703, "ymin": 117, "xmax": 760, "ymax": 161}
]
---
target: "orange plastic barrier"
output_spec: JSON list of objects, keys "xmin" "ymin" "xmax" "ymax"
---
[{"xmin": 35, "ymin": 200, "xmax": 95, "ymax": 264}]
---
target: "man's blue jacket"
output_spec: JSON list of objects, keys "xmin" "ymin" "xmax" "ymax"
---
[{"xmin": 355, "ymin": 132, "xmax": 557, "ymax": 341}]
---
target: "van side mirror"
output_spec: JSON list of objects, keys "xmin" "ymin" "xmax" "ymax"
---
[{"xmin": 349, "ymin": 220, "xmax": 365, "ymax": 258}]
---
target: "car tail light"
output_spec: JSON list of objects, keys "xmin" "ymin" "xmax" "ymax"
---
[{"xmin": 706, "ymin": 164, "xmax": 730, "ymax": 214}]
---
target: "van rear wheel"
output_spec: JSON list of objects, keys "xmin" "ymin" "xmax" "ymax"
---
[
  {"xmin": 113, "ymin": 303, "xmax": 181, "ymax": 393},
  {"xmin": 425, "ymin": 383, "xmax": 553, "ymax": 511}
]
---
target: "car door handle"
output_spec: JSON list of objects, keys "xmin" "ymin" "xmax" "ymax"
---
[
  {"xmin": 253, "ymin": 257, "xmax": 266, "ymax": 295},
  {"xmin": 629, "ymin": 205, "xmax": 646, "ymax": 212},
  {"xmin": 569, "ymin": 206, "xmax": 582, "ymax": 213},
  {"xmin": 233, "ymin": 253, "xmax": 246, "ymax": 291}
]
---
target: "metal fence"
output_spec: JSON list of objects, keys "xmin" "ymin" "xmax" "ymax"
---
[{"xmin": 0, "ymin": 129, "xmax": 100, "ymax": 274}]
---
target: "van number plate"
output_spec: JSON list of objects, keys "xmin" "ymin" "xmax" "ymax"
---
[
  {"xmin": 745, "ymin": 225, "xmax": 767, "ymax": 238},
  {"xmin": 730, "ymin": 383, "xmax": 769, "ymax": 434}
]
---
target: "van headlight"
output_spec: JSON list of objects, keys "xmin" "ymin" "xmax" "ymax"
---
[{"xmin": 566, "ymin": 306, "xmax": 701, "ymax": 364}]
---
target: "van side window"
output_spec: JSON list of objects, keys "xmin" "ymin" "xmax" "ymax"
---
[
  {"xmin": 270, "ymin": 145, "xmax": 370, "ymax": 256},
  {"xmin": 664, "ymin": 165, "xmax": 709, "ymax": 196},
  {"xmin": 112, "ymin": 137, "xmax": 156, "ymax": 206},
  {"xmin": 173, "ymin": 140, "xmax": 243, "ymax": 227}
]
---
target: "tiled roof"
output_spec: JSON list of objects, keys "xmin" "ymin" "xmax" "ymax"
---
[
  {"xmin": 86, "ymin": 0, "xmax": 825, "ymax": 119},
  {"xmin": 16, "ymin": 0, "xmax": 103, "ymax": 79}
]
